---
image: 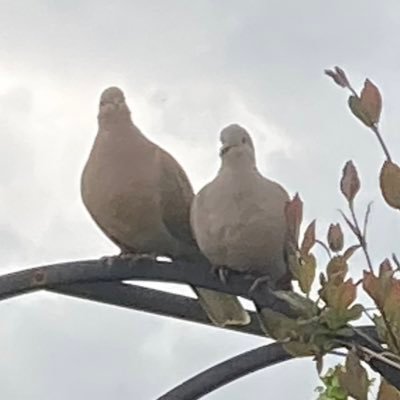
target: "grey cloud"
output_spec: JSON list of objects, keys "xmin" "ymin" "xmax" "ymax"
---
[{"xmin": 0, "ymin": 86, "xmax": 35, "ymax": 185}]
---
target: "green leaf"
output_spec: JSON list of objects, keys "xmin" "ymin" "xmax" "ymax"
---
[
  {"xmin": 257, "ymin": 308, "xmax": 298, "ymax": 340},
  {"xmin": 283, "ymin": 341, "xmax": 320, "ymax": 357},
  {"xmin": 273, "ymin": 290, "xmax": 318, "ymax": 318},
  {"xmin": 298, "ymin": 253, "xmax": 317, "ymax": 295}
]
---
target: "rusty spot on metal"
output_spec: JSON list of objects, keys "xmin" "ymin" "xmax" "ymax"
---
[{"xmin": 32, "ymin": 269, "xmax": 47, "ymax": 285}]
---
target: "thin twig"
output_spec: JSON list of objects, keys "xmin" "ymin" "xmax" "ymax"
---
[
  {"xmin": 362, "ymin": 202, "xmax": 373, "ymax": 240},
  {"xmin": 361, "ymin": 307, "xmax": 378, "ymax": 326},
  {"xmin": 358, "ymin": 345, "xmax": 400, "ymax": 371},
  {"xmin": 338, "ymin": 209, "xmax": 358, "ymax": 237},
  {"xmin": 329, "ymin": 350, "xmax": 348, "ymax": 357},
  {"xmin": 349, "ymin": 202, "xmax": 374, "ymax": 274},
  {"xmin": 381, "ymin": 352, "xmax": 400, "ymax": 363},
  {"xmin": 371, "ymin": 124, "xmax": 392, "ymax": 162},
  {"xmin": 364, "ymin": 307, "xmax": 378, "ymax": 312},
  {"xmin": 347, "ymin": 85, "xmax": 358, "ymax": 98},
  {"xmin": 392, "ymin": 253, "xmax": 400, "ymax": 272},
  {"xmin": 316, "ymin": 240, "xmax": 332, "ymax": 259}
]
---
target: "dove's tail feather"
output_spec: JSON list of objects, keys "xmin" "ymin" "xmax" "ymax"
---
[{"xmin": 193, "ymin": 287, "xmax": 251, "ymax": 327}]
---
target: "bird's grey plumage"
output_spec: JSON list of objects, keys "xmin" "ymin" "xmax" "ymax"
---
[
  {"xmin": 191, "ymin": 124, "xmax": 291, "ymax": 290},
  {"xmin": 81, "ymin": 88, "xmax": 249, "ymax": 327}
]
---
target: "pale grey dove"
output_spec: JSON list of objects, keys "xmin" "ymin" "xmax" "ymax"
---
[
  {"xmin": 81, "ymin": 87, "xmax": 249, "ymax": 327},
  {"xmin": 191, "ymin": 124, "xmax": 292, "ymax": 291}
]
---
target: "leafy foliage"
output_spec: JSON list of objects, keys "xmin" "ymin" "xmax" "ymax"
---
[
  {"xmin": 316, "ymin": 366, "xmax": 349, "ymax": 400},
  {"xmin": 260, "ymin": 67, "xmax": 400, "ymax": 398}
]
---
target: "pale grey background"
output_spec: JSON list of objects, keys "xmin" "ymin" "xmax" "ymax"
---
[{"xmin": 0, "ymin": 1, "xmax": 399, "ymax": 398}]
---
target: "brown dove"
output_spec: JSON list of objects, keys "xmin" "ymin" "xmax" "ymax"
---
[
  {"xmin": 81, "ymin": 87, "xmax": 249, "ymax": 327},
  {"xmin": 190, "ymin": 124, "xmax": 292, "ymax": 290}
]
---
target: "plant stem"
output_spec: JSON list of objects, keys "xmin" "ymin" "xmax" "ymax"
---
[
  {"xmin": 358, "ymin": 345, "xmax": 400, "ymax": 370},
  {"xmin": 371, "ymin": 125, "xmax": 392, "ymax": 162},
  {"xmin": 316, "ymin": 240, "xmax": 332, "ymax": 259},
  {"xmin": 349, "ymin": 202, "xmax": 374, "ymax": 274},
  {"xmin": 393, "ymin": 253, "xmax": 400, "ymax": 272},
  {"xmin": 347, "ymin": 84, "xmax": 358, "ymax": 98}
]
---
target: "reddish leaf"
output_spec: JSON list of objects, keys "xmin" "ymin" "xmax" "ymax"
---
[
  {"xmin": 335, "ymin": 67, "xmax": 350, "ymax": 87},
  {"xmin": 363, "ymin": 268, "xmax": 394, "ymax": 311},
  {"xmin": 380, "ymin": 259, "xmax": 395, "ymax": 275},
  {"xmin": 338, "ymin": 351, "xmax": 369, "ymax": 400},
  {"xmin": 326, "ymin": 256, "xmax": 348, "ymax": 282},
  {"xmin": 338, "ymin": 279, "xmax": 357, "ymax": 309},
  {"xmin": 327, "ymin": 223, "xmax": 344, "ymax": 252},
  {"xmin": 325, "ymin": 66, "xmax": 350, "ymax": 88},
  {"xmin": 380, "ymin": 160, "xmax": 400, "ymax": 210},
  {"xmin": 285, "ymin": 193, "xmax": 303, "ymax": 243},
  {"xmin": 298, "ymin": 253, "xmax": 316, "ymax": 295},
  {"xmin": 340, "ymin": 161, "xmax": 360, "ymax": 203},
  {"xmin": 363, "ymin": 271, "xmax": 382, "ymax": 308},
  {"xmin": 343, "ymin": 245, "xmax": 361, "ymax": 261},
  {"xmin": 348, "ymin": 95, "xmax": 374, "ymax": 127},
  {"xmin": 319, "ymin": 282, "xmax": 335, "ymax": 309},
  {"xmin": 380, "ymin": 258, "xmax": 393, "ymax": 273},
  {"xmin": 301, "ymin": 219, "xmax": 316, "ymax": 255},
  {"xmin": 384, "ymin": 279, "xmax": 400, "ymax": 327},
  {"xmin": 378, "ymin": 379, "xmax": 400, "ymax": 400},
  {"xmin": 322, "ymin": 277, "xmax": 357, "ymax": 311},
  {"xmin": 360, "ymin": 79, "xmax": 382, "ymax": 125}
]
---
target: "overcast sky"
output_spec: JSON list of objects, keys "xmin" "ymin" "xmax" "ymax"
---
[{"xmin": 1, "ymin": 1, "xmax": 400, "ymax": 399}]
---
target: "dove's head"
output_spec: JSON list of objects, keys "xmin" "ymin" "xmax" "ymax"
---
[
  {"xmin": 98, "ymin": 87, "xmax": 131, "ymax": 124},
  {"xmin": 219, "ymin": 124, "xmax": 256, "ymax": 168}
]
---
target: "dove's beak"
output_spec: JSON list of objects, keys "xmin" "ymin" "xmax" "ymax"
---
[{"xmin": 220, "ymin": 144, "xmax": 234, "ymax": 156}]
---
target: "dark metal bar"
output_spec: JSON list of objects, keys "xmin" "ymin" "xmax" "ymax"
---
[
  {"xmin": 0, "ymin": 258, "xmax": 294, "ymax": 316},
  {"xmin": 1, "ymin": 259, "xmax": 398, "ymax": 395},
  {"xmin": 50, "ymin": 282, "xmax": 263, "ymax": 337},
  {"xmin": 157, "ymin": 343, "xmax": 291, "ymax": 400}
]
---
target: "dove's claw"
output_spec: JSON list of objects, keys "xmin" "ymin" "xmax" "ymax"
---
[
  {"xmin": 100, "ymin": 255, "xmax": 120, "ymax": 267},
  {"xmin": 119, "ymin": 252, "xmax": 157, "ymax": 261},
  {"xmin": 101, "ymin": 252, "xmax": 156, "ymax": 267},
  {"xmin": 212, "ymin": 265, "xmax": 230, "ymax": 284},
  {"xmin": 249, "ymin": 275, "xmax": 272, "ymax": 296}
]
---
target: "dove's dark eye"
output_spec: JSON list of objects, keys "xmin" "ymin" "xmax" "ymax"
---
[{"xmin": 241, "ymin": 137, "xmax": 246, "ymax": 144}]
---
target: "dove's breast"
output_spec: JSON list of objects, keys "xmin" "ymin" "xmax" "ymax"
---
[
  {"xmin": 192, "ymin": 169, "xmax": 288, "ymax": 279},
  {"xmin": 81, "ymin": 129, "xmax": 164, "ymax": 252}
]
